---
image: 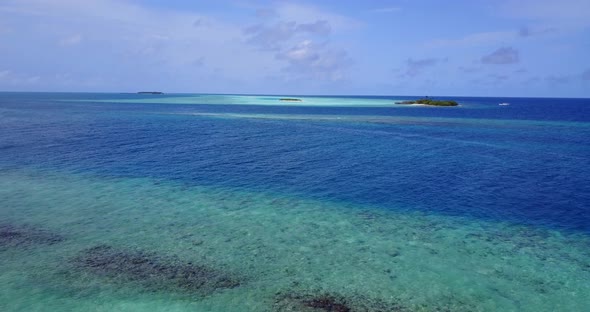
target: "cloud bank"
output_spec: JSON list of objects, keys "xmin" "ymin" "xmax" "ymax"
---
[
  {"xmin": 0, "ymin": 0, "xmax": 357, "ymax": 92},
  {"xmin": 0, "ymin": 0, "xmax": 588, "ymax": 97}
]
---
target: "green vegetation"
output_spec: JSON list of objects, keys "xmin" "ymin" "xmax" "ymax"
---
[
  {"xmin": 395, "ymin": 98, "xmax": 458, "ymax": 106},
  {"xmin": 414, "ymin": 98, "xmax": 458, "ymax": 106},
  {"xmin": 279, "ymin": 98, "xmax": 303, "ymax": 102}
]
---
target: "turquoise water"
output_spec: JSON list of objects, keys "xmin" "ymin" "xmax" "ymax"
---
[
  {"xmin": 1, "ymin": 93, "xmax": 589, "ymax": 311},
  {"xmin": 90, "ymin": 94, "xmax": 404, "ymax": 106}
]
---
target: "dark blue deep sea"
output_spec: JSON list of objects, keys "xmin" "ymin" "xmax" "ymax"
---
[
  {"xmin": 1, "ymin": 93, "xmax": 590, "ymax": 311},
  {"xmin": 1, "ymin": 93, "xmax": 588, "ymax": 232}
]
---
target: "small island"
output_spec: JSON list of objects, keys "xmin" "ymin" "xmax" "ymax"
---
[
  {"xmin": 137, "ymin": 91, "xmax": 164, "ymax": 95},
  {"xmin": 395, "ymin": 98, "xmax": 458, "ymax": 106},
  {"xmin": 279, "ymin": 98, "xmax": 303, "ymax": 102}
]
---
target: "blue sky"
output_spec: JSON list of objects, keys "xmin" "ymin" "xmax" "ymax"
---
[{"xmin": 1, "ymin": 0, "xmax": 589, "ymax": 97}]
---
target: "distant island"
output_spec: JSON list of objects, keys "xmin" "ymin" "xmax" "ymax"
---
[
  {"xmin": 137, "ymin": 91, "xmax": 164, "ymax": 95},
  {"xmin": 279, "ymin": 98, "xmax": 302, "ymax": 102},
  {"xmin": 395, "ymin": 98, "xmax": 458, "ymax": 106}
]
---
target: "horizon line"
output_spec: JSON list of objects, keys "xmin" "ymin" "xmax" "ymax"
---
[{"xmin": 1, "ymin": 91, "xmax": 589, "ymax": 100}]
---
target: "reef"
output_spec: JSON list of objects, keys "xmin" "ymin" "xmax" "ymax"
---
[
  {"xmin": 0, "ymin": 223, "xmax": 64, "ymax": 249},
  {"xmin": 273, "ymin": 289, "xmax": 478, "ymax": 312},
  {"xmin": 71, "ymin": 245, "xmax": 241, "ymax": 296},
  {"xmin": 279, "ymin": 98, "xmax": 303, "ymax": 102},
  {"xmin": 273, "ymin": 291, "xmax": 407, "ymax": 312},
  {"xmin": 303, "ymin": 295, "xmax": 352, "ymax": 312},
  {"xmin": 274, "ymin": 292, "xmax": 351, "ymax": 312}
]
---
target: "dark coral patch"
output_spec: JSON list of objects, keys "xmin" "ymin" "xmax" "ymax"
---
[
  {"xmin": 72, "ymin": 245, "xmax": 241, "ymax": 296},
  {"xmin": 303, "ymin": 295, "xmax": 351, "ymax": 312},
  {"xmin": 273, "ymin": 290, "xmax": 413, "ymax": 312},
  {"xmin": 0, "ymin": 224, "xmax": 64, "ymax": 248},
  {"xmin": 274, "ymin": 289, "xmax": 483, "ymax": 312}
]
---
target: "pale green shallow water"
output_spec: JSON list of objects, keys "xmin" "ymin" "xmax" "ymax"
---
[
  {"xmin": 1, "ymin": 169, "xmax": 589, "ymax": 311},
  {"xmin": 93, "ymin": 95, "xmax": 406, "ymax": 107}
]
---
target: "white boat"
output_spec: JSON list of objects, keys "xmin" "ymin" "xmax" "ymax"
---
[{"xmin": 499, "ymin": 102, "xmax": 510, "ymax": 106}]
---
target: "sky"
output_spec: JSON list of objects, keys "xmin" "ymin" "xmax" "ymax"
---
[{"xmin": 1, "ymin": 0, "xmax": 589, "ymax": 97}]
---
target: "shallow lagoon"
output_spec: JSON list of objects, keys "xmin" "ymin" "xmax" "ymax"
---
[
  {"xmin": 93, "ymin": 94, "xmax": 403, "ymax": 107},
  {"xmin": 1, "ymin": 170, "xmax": 589, "ymax": 311}
]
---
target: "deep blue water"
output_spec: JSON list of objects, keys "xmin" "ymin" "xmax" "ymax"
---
[{"xmin": 1, "ymin": 93, "xmax": 589, "ymax": 232}]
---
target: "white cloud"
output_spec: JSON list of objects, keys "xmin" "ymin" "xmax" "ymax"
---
[
  {"xmin": 0, "ymin": 69, "xmax": 41, "ymax": 86},
  {"xmin": 425, "ymin": 30, "xmax": 516, "ymax": 48},
  {"xmin": 423, "ymin": 2, "xmax": 576, "ymax": 50},
  {"xmin": 545, "ymin": 74, "xmax": 572, "ymax": 84},
  {"xmin": 481, "ymin": 47, "xmax": 520, "ymax": 65},
  {"xmin": 242, "ymin": 3, "xmax": 359, "ymax": 82},
  {"xmin": 274, "ymin": 2, "xmax": 362, "ymax": 31},
  {"xmin": 396, "ymin": 58, "xmax": 446, "ymax": 78},
  {"xmin": 244, "ymin": 19, "xmax": 332, "ymax": 50},
  {"xmin": 284, "ymin": 40, "xmax": 318, "ymax": 62},
  {"xmin": 518, "ymin": 26, "xmax": 557, "ymax": 37},
  {"xmin": 0, "ymin": 0, "xmax": 359, "ymax": 92},
  {"xmin": 499, "ymin": 0, "xmax": 590, "ymax": 31},
  {"xmin": 276, "ymin": 40, "xmax": 351, "ymax": 82},
  {"xmin": 0, "ymin": 0, "xmax": 277, "ymax": 90},
  {"xmin": 58, "ymin": 34, "xmax": 82, "ymax": 46}
]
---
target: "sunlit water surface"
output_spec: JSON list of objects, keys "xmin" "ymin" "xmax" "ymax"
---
[{"xmin": 1, "ymin": 93, "xmax": 589, "ymax": 311}]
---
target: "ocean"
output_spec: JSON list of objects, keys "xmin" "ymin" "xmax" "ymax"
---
[{"xmin": 0, "ymin": 93, "xmax": 589, "ymax": 311}]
